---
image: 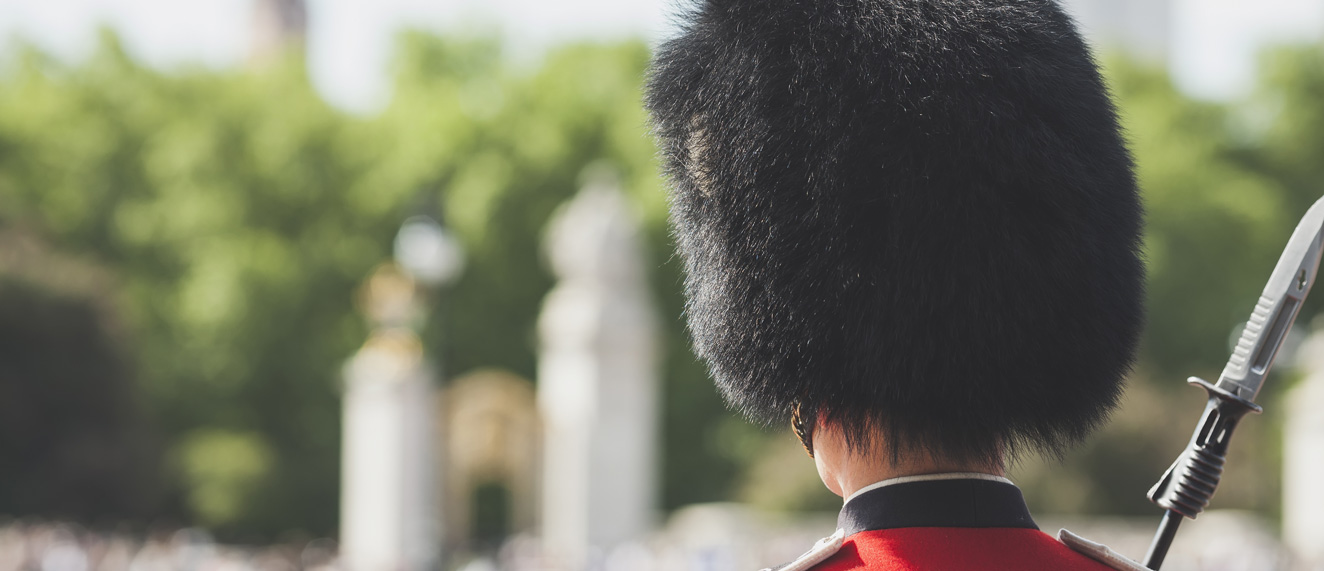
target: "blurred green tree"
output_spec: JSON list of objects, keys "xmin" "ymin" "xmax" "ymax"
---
[
  {"xmin": 0, "ymin": 239, "xmax": 158, "ymax": 521},
  {"xmin": 1015, "ymin": 57, "xmax": 1306, "ymax": 517},
  {"xmin": 1112, "ymin": 61, "xmax": 1294, "ymax": 382},
  {"xmin": 0, "ymin": 31, "xmax": 750, "ymax": 539},
  {"xmin": 0, "ymin": 33, "xmax": 386, "ymax": 538},
  {"xmin": 1254, "ymin": 46, "xmax": 1324, "ymax": 219}
]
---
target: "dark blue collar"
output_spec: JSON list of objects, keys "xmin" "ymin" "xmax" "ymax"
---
[{"xmin": 837, "ymin": 478, "xmax": 1039, "ymax": 536}]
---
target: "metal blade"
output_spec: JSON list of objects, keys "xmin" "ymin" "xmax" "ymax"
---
[{"xmin": 1216, "ymin": 196, "xmax": 1324, "ymax": 402}]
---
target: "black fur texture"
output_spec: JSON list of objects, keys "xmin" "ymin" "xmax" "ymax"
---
[{"xmin": 645, "ymin": 0, "xmax": 1145, "ymax": 463}]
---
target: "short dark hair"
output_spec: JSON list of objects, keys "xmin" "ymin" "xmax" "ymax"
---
[{"xmin": 645, "ymin": 0, "xmax": 1145, "ymax": 464}]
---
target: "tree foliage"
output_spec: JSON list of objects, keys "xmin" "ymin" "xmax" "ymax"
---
[
  {"xmin": 0, "ymin": 34, "xmax": 390, "ymax": 538},
  {"xmin": 0, "ymin": 32, "xmax": 747, "ymax": 538},
  {"xmin": 1015, "ymin": 54, "xmax": 1324, "ymax": 516}
]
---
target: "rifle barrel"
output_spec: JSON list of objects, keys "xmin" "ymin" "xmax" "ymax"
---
[{"xmin": 1143, "ymin": 510, "xmax": 1182, "ymax": 569}]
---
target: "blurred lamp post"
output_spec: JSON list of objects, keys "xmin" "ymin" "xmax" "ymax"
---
[
  {"xmin": 395, "ymin": 216, "xmax": 465, "ymax": 289},
  {"xmin": 341, "ymin": 216, "xmax": 463, "ymax": 571}
]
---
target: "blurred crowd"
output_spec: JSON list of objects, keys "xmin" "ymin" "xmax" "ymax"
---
[
  {"xmin": 0, "ymin": 510, "xmax": 1293, "ymax": 571},
  {"xmin": 0, "ymin": 523, "xmax": 337, "ymax": 571}
]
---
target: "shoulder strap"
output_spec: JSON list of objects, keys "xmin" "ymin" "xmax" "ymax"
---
[
  {"xmin": 760, "ymin": 529, "xmax": 845, "ymax": 571},
  {"xmin": 1058, "ymin": 529, "xmax": 1150, "ymax": 571}
]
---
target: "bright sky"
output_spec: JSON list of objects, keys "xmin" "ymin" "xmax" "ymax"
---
[
  {"xmin": 1170, "ymin": 0, "xmax": 1324, "ymax": 98},
  {"xmin": 0, "ymin": 0, "xmax": 1321, "ymax": 112}
]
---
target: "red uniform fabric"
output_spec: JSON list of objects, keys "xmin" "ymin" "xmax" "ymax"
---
[
  {"xmin": 768, "ymin": 478, "xmax": 1113, "ymax": 571},
  {"xmin": 813, "ymin": 527, "xmax": 1112, "ymax": 571}
]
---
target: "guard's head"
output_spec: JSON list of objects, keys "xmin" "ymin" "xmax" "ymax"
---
[{"xmin": 645, "ymin": 0, "xmax": 1145, "ymax": 466}]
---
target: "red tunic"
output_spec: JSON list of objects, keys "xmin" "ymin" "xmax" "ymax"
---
[
  {"xmin": 815, "ymin": 527, "xmax": 1111, "ymax": 570},
  {"xmin": 770, "ymin": 478, "xmax": 1113, "ymax": 571}
]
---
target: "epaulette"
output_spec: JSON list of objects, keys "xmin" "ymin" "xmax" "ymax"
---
[
  {"xmin": 760, "ymin": 529, "xmax": 845, "ymax": 571},
  {"xmin": 1058, "ymin": 529, "xmax": 1149, "ymax": 571}
]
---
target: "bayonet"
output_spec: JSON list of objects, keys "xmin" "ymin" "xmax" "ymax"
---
[
  {"xmin": 1143, "ymin": 195, "xmax": 1324, "ymax": 569},
  {"xmin": 1216, "ymin": 200, "xmax": 1324, "ymax": 401}
]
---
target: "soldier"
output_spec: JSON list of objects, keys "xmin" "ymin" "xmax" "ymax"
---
[{"xmin": 645, "ymin": 0, "xmax": 1146, "ymax": 570}]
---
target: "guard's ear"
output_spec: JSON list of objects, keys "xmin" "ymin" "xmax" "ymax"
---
[{"xmin": 791, "ymin": 400, "xmax": 815, "ymax": 457}]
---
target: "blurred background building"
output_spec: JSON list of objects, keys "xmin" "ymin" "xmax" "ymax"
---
[
  {"xmin": 249, "ymin": 0, "xmax": 308, "ymax": 65},
  {"xmin": 2, "ymin": 0, "xmax": 1324, "ymax": 569}
]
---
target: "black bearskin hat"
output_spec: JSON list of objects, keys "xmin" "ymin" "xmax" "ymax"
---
[{"xmin": 645, "ymin": 0, "xmax": 1145, "ymax": 463}]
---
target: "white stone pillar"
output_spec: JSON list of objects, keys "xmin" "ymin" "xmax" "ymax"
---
[
  {"xmin": 1286, "ymin": 330, "xmax": 1324, "ymax": 568},
  {"xmin": 538, "ymin": 182, "xmax": 660, "ymax": 570},
  {"xmin": 341, "ymin": 265, "xmax": 439, "ymax": 571}
]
